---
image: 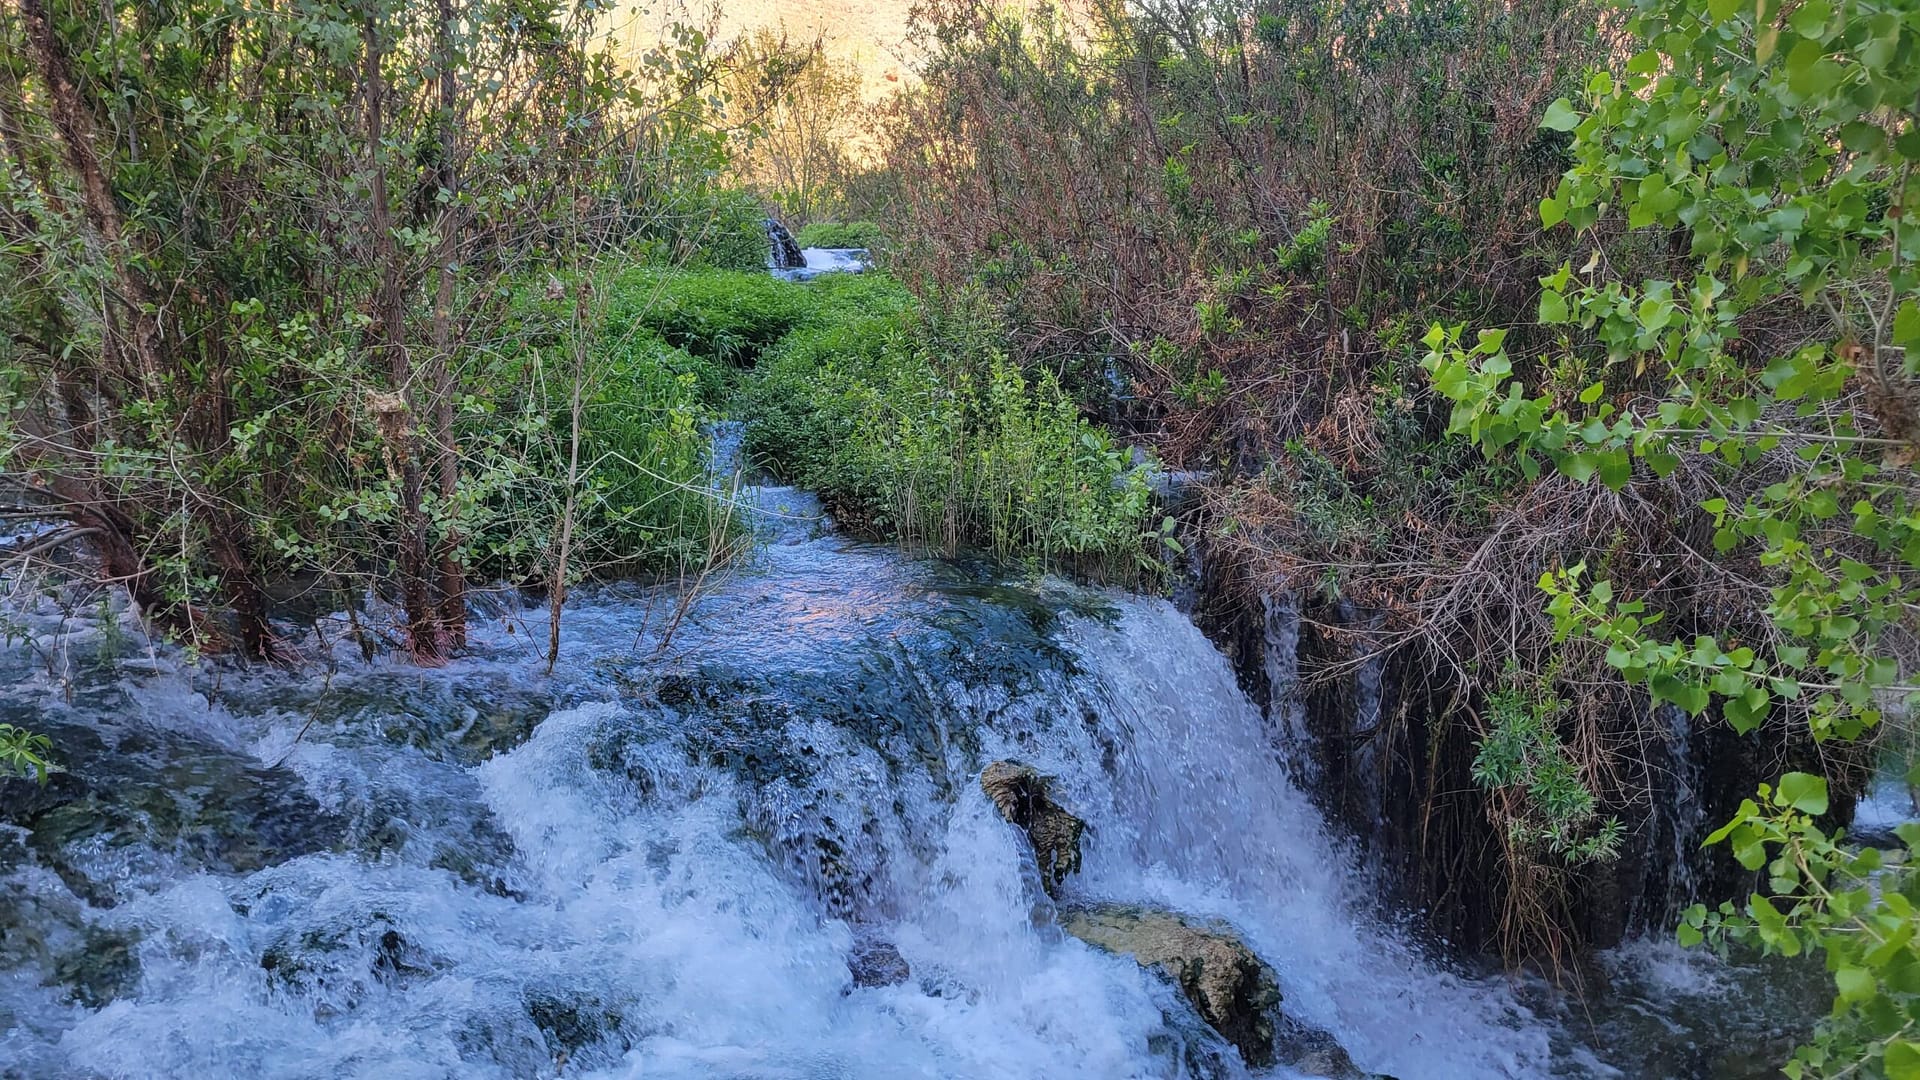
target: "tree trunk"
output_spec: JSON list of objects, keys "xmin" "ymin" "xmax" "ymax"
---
[
  {"xmin": 431, "ymin": 0, "xmax": 467, "ymax": 650},
  {"xmin": 363, "ymin": 10, "xmax": 444, "ymax": 662}
]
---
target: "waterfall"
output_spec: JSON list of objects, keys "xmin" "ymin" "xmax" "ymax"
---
[
  {"xmin": 0, "ymin": 491, "xmax": 1811, "ymax": 1078},
  {"xmin": 765, "ymin": 218, "xmax": 805, "ymax": 271}
]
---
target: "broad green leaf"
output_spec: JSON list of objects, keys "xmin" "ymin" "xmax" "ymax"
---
[
  {"xmin": 1775, "ymin": 772, "xmax": 1828, "ymax": 816},
  {"xmin": 1541, "ymin": 98, "xmax": 1580, "ymax": 132},
  {"xmin": 1887, "ymin": 1042, "xmax": 1920, "ymax": 1080}
]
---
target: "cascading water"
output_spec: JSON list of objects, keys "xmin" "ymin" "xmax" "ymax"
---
[{"xmin": 0, "ymin": 483, "xmax": 1817, "ymax": 1079}]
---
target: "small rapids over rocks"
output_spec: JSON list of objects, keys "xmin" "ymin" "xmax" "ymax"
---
[{"xmin": 0, "ymin": 486, "xmax": 1815, "ymax": 1079}]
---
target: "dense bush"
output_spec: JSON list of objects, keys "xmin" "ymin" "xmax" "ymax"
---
[
  {"xmin": 695, "ymin": 190, "xmax": 774, "ymax": 272},
  {"xmin": 455, "ymin": 273, "xmax": 738, "ymax": 582},
  {"xmin": 602, "ymin": 268, "xmax": 816, "ymax": 370}
]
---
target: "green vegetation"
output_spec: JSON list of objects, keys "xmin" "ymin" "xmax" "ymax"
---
[
  {"xmin": 1470, "ymin": 672, "xmax": 1624, "ymax": 866},
  {"xmin": 0, "ymin": 0, "xmax": 767, "ymax": 665},
  {"xmin": 605, "ymin": 268, "xmax": 820, "ymax": 369},
  {"xmin": 794, "ymin": 221, "xmax": 885, "ymax": 250},
  {"xmin": 678, "ymin": 189, "xmax": 775, "ymax": 273},
  {"xmin": 1422, "ymin": 0, "xmax": 1920, "ymax": 1073},
  {"xmin": 0, "ymin": 723, "xmax": 53, "ymax": 781},
  {"xmin": 741, "ymin": 291, "xmax": 1157, "ymax": 568}
]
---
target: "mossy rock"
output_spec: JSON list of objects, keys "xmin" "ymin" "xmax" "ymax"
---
[{"xmin": 1061, "ymin": 902, "xmax": 1391, "ymax": 1077}]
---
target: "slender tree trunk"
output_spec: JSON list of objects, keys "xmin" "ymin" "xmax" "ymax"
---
[
  {"xmin": 363, "ymin": 10, "xmax": 444, "ymax": 661},
  {"xmin": 546, "ymin": 283, "xmax": 586, "ymax": 676},
  {"xmin": 430, "ymin": 0, "xmax": 466, "ymax": 649}
]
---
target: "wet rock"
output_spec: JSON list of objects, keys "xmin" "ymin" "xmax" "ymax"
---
[
  {"xmin": 525, "ymin": 989, "xmax": 633, "ymax": 1063},
  {"xmin": 1271, "ymin": 1014, "xmax": 1389, "ymax": 1079},
  {"xmin": 1062, "ymin": 903, "xmax": 1280, "ymax": 1068},
  {"xmin": 1062, "ymin": 902, "xmax": 1387, "ymax": 1078},
  {"xmin": 15, "ymin": 727, "xmax": 343, "ymax": 907},
  {"xmin": 258, "ymin": 911, "xmax": 445, "ymax": 1017},
  {"xmin": 847, "ymin": 936, "xmax": 911, "ymax": 988},
  {"xmin": 0, "ymin": 772, "xmax": 88, "ymax": 827},
  {"xmin": 980, "ymin": 760, "xmax": 1084, "ymax": 896},
  {"xmin": 50, "ymin": 926, "xmax": 141, "ymax": 1008}
]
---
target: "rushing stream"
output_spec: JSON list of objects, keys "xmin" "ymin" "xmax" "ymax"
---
[{"xmin": 0, "ymin": 483, "xmax": 1823, "ymax": 1078}]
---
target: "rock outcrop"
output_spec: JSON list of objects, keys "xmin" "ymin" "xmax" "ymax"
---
[
  {"xmin": 979, "ymin": 762, "xmax": 1384, "ymax": 1077},
  {"xmin": 980, "ymin": 760, "xmax": 1085, "ymax": 896}
]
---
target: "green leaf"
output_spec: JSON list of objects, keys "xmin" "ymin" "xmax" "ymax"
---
[
  {"xmin": 1597, "ymin": 449, "xmax": 1632, "ymax": 490},
  {"xmin": 1775, "ymin": 772, "xmax": 1829, "ymax": 816},
  {"xmin": 1706, "ymin": 0, "xmax": 1740, "ymax": 19},
  {"xmin": 1895, "ymin": 301, "xmax": 1920, "ymax": 349},
  {"xmin": 1886, "ymin": 1042, "xmax": 1920, "ymax": 1080},
  {"xmin": 1540, "ymin": 197, "xmax": 1565, "ymax": 229},
  {"xmin": 1839, "ymin": 121, "xmax": 1886, "ymax": 154},
  {"xmin": 1834, "ymin": 966, "xmax": 1875, "ymax": 1002},
  {"xmin": 1787, "ymin": 0, "xmax": 1830, "ymax": 37},
  {"xmin": 1539, "ymin": 289, "xmax": 1569, "ymax": 323},
  {"xmin": 1541, "ymin": 98, "xmax": 1580, "ymax": 132}
]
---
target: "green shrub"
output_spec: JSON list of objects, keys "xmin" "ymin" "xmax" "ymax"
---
[
  {"xmin": 602, "ymin": 268, "xmax": 815, "ymax": 367},
  {"xmin": 698, "ymin": 189, "xmax": 772, "ymax": 272},
  {"xmin": 1470, "ymin": 672, "xmax": 1623, "ymax": 866},
  {"xmin": 456, "ymin": 272, "xmax": 740, "ymax": 581},
  {"xmin": 794, "ymin": 221, "xmax": 885, "ymax": 250},
  {"xmin": 642, "ymin": 187, "xmax": 768, "ymax": 272},
  {"xmin": 739, "ymin": 288, "xmax": 1156, "ymax": 572},
  {"xmin": 578, "ymin": 331, "xmax": 737, "ymax": 571}
]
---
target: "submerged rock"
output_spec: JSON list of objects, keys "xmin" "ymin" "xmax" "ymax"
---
[
  {"xmin": 980, "ymin": 760, "xmax": 1084, "ymax": 896},
  {"xmin": 846, "ymin": 936, "xmax": 911, "ymax": 988}
]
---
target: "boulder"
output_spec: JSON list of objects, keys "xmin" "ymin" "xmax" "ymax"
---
[
  {"xmin": 980, "ymin": 761, "xmax": 1085, "ymax": 896},
  {"xmin": 1062, "ymin": 903, "xmax": 1387, "ymax": 1077},
  {"xmin": 1062, "ymin": 903, "xmax": 1280, "ymax": 1068}
]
